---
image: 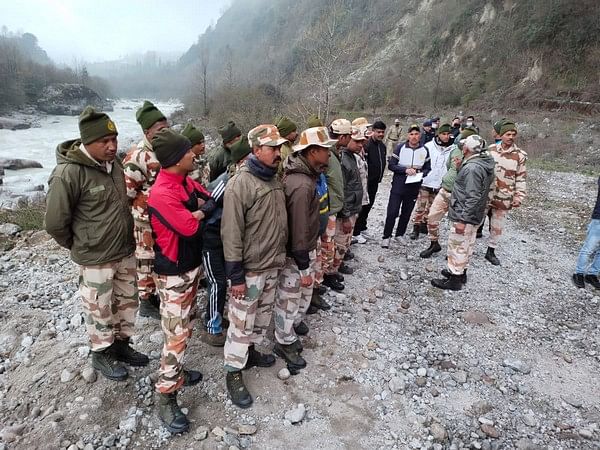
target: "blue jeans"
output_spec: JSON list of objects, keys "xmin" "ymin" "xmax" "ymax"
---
[{"xmin": 575, "ymin": 219, "xmax": 600, "ymax": 275}]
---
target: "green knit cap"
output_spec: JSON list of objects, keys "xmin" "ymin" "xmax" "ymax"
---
[
  {"xmin": 307, "ymin": 115, "xmax": 323, "ymax": 127},
  {"xmin": 136, "ymin": 100, "xmax": 166, "ymax": 130},
  {"xmin": 436, "ymin": 123, "xmax": 452, "ymax": 135},
  {"xmin": 181, "ymin": 123, "xmax": 205, "ymax": 146},
  {"xmin": 78, "ymin": 106, "xmax": 118, "ymax": 145},
  {"xmin": 458, "ymin": 126, "xmax": 478, "ymax": 140},
  {"xmin": 152, "ymin": 129, "xmax": 191, "ymax": 168},
  {"xmin": 275, "ymin": 116, "xmax": 297, "ymax": 138},
  {"xmin": 230, "ymin": 135, "xmax": 252, "ymax": 164},
  {"xmin": 218, "ymin": 120, "xmax": 242, "ymax": 144},
  {"xmin": 499, "ymin": 121, "xmax": 517, "ymax": 136},
  {"xmin": 493, "ymin": 118, "xmax": 509, "ymax": 134}
]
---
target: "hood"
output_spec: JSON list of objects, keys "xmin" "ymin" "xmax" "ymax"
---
[
  {"xmin": 56, "ymin": 139, "xmax": 100, "ymax": 168},
  {"xmin": 463, "ymin": 152, "xmax": 496, "ymax": 174},
  {"xmin": 284, "ymin": 152, "xmax": 319, "ymax": 178}
]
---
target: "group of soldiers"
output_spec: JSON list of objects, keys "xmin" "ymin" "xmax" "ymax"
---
[{"xmin": 44, "ymin": 101, "xmax": 527, "ymax": 434}]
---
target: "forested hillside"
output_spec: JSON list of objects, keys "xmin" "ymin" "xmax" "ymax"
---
[{"xmin": 179, "ymin": 0, "xmax": 600, "ymax": 126}]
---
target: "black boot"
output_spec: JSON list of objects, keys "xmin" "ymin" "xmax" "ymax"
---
[
  {"xmin": 91, "ymin": 349, "xmax": 128, "ymax": 381},
  {"xmin": 293, "ymin": 321, "xmax": 309, "ymax": 336},
  {"xmin": 419, "ymin": 223, "xmax": 428, "ymax": 234},
  {"xmin": 333, "ymin": 272, "xmax": 345, "ymax": 282},
  {"xmin": 244, "ymin": 345, "xmax": 276, "ymax": 369},
  {"xmin": 338, "ymin": 263, "xmax": 354, "ymax": 275},
  {"xmin": 310, "ymin": 291, "xmax": 331, "ymax": 311},
  {"xmin": 292, "ymin": 339, "xmax": 303, "ymax": 354},
  {"xmin": 409, "ymin": 224, "xmax": 420, "ymax": 240},
  {"xmin": 584, "ymin": 274, "xmax": 600, "ymax": 289},
  {"xmin": 139, "ymin": 294, "xmax": 161, "ymax": 320},
  {"xmin": 572, "ymin": 273, "xmax": 585, "ymax": 289},
  {"xmin": 183, "ymin": 369, "xmax": 203, "ymax": 386},
  {"xmin": 441, "ymin": 268, "xmax": 467, "ymax": 284},
  {"xmin": 323, "ymin": 274, "xmax": 344, "ymax": 292},
  {"xmin": 485, "ymin": 247, "xmax": 500, "ymax": 266},
  {"xmin": 157, "ymin": 391, "xmax": 189, "ymax": 433},
  {"xmin": 431, "ymin": 273, "xmax": 463, "ymax": 291},
  {"xmin": 315, "ymin": 284, "xmax": 327, "ymax": 295},
  {"xmin": 419, "ymin": 241, "xmax": 442, "ymax": 258},
  {"xmin": 274, "ymin": 342, "xmax": 307, "ymax": 370},
  {"xmin": 343, "ymin": 250, "xmax": 355, "ymax": 261},
  {"xmin": 110, "ymin": 338, "xmax": 149, "ymax": 367},
  {"xmin": 476, "ymin": 222, "xmax": 485, "ymax": 238},
  {"xmin": 226, "ymin": 371, "xmax": 253, "ymax": 408}
]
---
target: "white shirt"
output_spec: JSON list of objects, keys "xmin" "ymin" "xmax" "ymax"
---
[{"xmin": 422, "ymin": 140, "xmax": 452, "ymax": 189}]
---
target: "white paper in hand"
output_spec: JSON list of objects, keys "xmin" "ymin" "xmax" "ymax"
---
[{"xmin": 405, "ymin": 173, "xmax": 423, "ymax": 184}]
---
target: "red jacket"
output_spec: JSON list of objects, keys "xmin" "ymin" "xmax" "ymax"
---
[{"xmin": 148, "ymin": 170, "xmax": 211, "ymax": 275}]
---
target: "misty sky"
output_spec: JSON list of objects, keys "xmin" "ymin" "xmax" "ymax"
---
[{"xmin": 2, "ymin": 0, "xmax": 231, "ymax": 63}]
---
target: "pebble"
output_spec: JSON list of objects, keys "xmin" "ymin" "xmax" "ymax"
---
[
  {"xmin": 462, "ymin": 310, "xmax": 491, "ymax": 325},
  {"xmin": 332, "ymin": 327, "xmax": 342, "ymax": 335},
  {"xmin": 579, "ymin": 428, "xmax": 594, "ymax": 439},
  {"xmin": 60, "ymin": 368, "xmax": 76, "ymax": 383},
  {"xmin": 503, "ymin": 358, "xmax": 531, "ymax": 374},
  {"xmin": 277, "ymin": 368, "xmax": 291, "ymax": 380},
  {"xmin": 480, "ymin": 424, "xmax": 500, "ymax": 438},
  {"xmin": 212, "ymin": 426, "xmax": 226, "ymax": 437},
  {"xmin": 284, "ymin": 404, "xmax": 306, "ymax": 424},
  {"xmin": 451, "ymin": 370, "xmax": 468, "ymax": 384},
  {"xmin": 194, "ymin": 426, "xmax": 209, "ymax": 441},
  {"xmin": 388, "ymin": 376, "xmax": 405, "ymax": 393},
  {"xmin": 430, "ymin": 422, "xmax": 448, "ymax": 442},
  {"xmin": 417, "ymin": 367, "xmax": 427, "ymax": 377},
  {"xmin": 81, "ymin": 367, "xmax": 97, "ymax": 383},
  {"xmin": 562, "ymin": 396, "xmax": 582, "ymax": 408},
  {"xmin": 238, "ymin": 424, "xmax": 257, "ymax": 435}
]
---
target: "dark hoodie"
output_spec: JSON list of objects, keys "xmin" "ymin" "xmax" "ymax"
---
[
  {"xmin": 448, "ymin": 152, "xmax": 496, "ymax": 225},
  {"xmin": 282, "ymin": 153, "xmax": 320, "ymax": 270},
  {"xmin": 45, "ymin": 139, "xmax": 134, "ymax": 265}
]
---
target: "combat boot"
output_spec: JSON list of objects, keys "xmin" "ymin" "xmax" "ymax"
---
[
  {"xmin": 333, "ymin": 272, "xmax": 345, "ymax": 282},
  {"xmin": 584, "ymin": 274, "xmax": 600, "ymax": 289},
  {"xmin": 183, "ymin": 369, "xmax": 203, "ymax": 386},
  {"xmin": 243, "ymin": 345, "xmax": 275, "ymax": 370},
  {"xmin": 91, "ymin": 348, "xmax": 128, "ymax": 381},
  {"xmin": 157, "ymin": 391, "xmax": 189, "ymax": 433},
  {"xmin": 226, "ymin": 371, "xmax": 253, "ymax": 408},
  {"xmin": 409, "ymin": 224, "xmax": 420, "ymax": 240},
  {"xmin": 338, "ymin": 263, "xmax": 354, "ymax": 275},
  {"xmin": 201, "ymin": 331, "xmax": 226, "ymax": 347},
  {"xmin": 419, "ymin": 241, "xmax": 442, "ymax": 258},
  {"xmin": 110, "ymin": 338, "xmax": 149, "ymax": 367},
  {"xmin": 572, "ymin": 273, "xmax": 585, "ymax": 288},
  {"xmin": 441, "ymin": 268, "xmax": 467, "ymax": 284},
  {"xmin": 293, "ymin": 321, "xmax": 309, "ymax": 336},
  {"xmin": 431, "ymin": 273, "xmax": 463, "ymax": 291},
  {"xmin": 274, "ymin": 342, "xmax": 307, "ymax": 370},
  {"xmin": 315, "ymin": 285, "xmax": 327, "ymax": 296},
  {"xmin": 323, "ymin": 274, "xmax": 344, "ymax": 292},
  {"xmin": 419, "ymin": 223, "xmax": 428, "ymax": 234},
  {"xmin": 343, "ymin": 250, "xmax": 355, "ymax": 261},
  {"xmin": 139, "ymin": 294, "xmax": 161, "ymax": 320},
  {"xmin": 310, "ymin": 291, "xmax": 331, "ymax": 311},
  {"xmin": 292, "ymin": 338, "xmax": 304, "ymax": 354},
  {"xmin": 485, "ymin": 247, "xmax": 500, "ymax": 266}
]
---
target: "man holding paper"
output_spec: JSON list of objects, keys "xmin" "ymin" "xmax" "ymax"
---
[{"xmin": 381, "ymin": 124, "xmax": 430, "ymax": 248}]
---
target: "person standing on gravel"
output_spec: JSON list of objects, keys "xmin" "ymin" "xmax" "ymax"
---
[
  {"xmin": 572, "ymin": 177, "xmax": 600, "ymax": 289},
  {"xmin": 431, "ymin": 135, "xmax": 496, "ymax": 290},
  {"xmin": 208, "ymin": 120, "xmax": 242, "ymax": 181},
  {"xmin": 485, "ymin": 121, "xmax": 527, "ymax": 266},
  {"xmin": 147, "ymin": 129, "xmax": 217, "ymax": 433},
  {"xmin": 123, "ymin": 100, "xmax": 170, "ymax": 321},
  {"xmin": 385, "ymin": 118, "xmax": 402, "ymax": 157},
  {"xmin": 46, "ymin": 107, "xmax": 149, "ymax": 382},
  {"xmin": 221, "ymin": 124, "xmax": 289, "ymax": 409}
]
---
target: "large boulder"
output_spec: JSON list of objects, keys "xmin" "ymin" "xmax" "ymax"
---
[
  {"xmin": 0, "ymin": 159, "xmax": 43, "ymax": 170},
  {"xmin": 37, "ymin": 83, "xmax": 113, "ymax": 115}
]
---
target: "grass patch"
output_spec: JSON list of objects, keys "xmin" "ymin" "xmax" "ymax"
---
[{"xmin": 0, "ymin": 204, "xmax": 46, "ymax": 231}]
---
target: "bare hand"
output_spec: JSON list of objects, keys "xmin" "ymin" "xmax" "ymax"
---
[
  {"xmin": 512, "ymin": 199, "xmax": 522, "ymax": 208},
  {"xmin": 454, "ymin": 222, "xmax": 466, "ymax": 233},
  {"xmin": 300, "ymin": 275, "xmax": 313, "ymax": 288},
  {"xmin": 197, "ymin": 198, "xmax": 206, "ymax": 208},
  {"xmin": 230, "ymin": 283, "xmax": 246, "ymax": 298},
  {"xmin": 406, "ymin": 168, "xmax": 417, "ymax": 176},
  {"xmin": 192, "ymin": 210, "xmax": 205, "ymax": 221}
]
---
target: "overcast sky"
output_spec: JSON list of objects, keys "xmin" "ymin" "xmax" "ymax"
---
[{"xmin": 2, "ymin": 0, "xmax": 231, "ymax": 64}]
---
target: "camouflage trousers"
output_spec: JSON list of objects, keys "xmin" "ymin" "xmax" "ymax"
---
[
  {"xmin": 274, "ymin": 251, "xmax": 317, "ymax": 345},
  {"xmin": 133, "ymin": 221, "xmax": 157, "ymax": 302},
  {"xmin": 79, "ymin": 254, "xmax": 138, "ymax": 352},
  {"xmin": 333, "ymin": 214, "xmax": 357, "ymax": 272},
  {"xmin": 313, "ymin": 239, "xmax": 324, "ymax": 286},
  {"xmin": 413, "ymin": 187, "xmax": 438, "ymax": 225},
  {"xmin": 155, "ymin": 266, "xmax": 200, "ymax": 394},
  {"xmin": 223, "ymin": 269, "xmax": 279, "ymax": 371},
  {"xmin": 447, "ymin": 222, "xmax": 478, "ymax": 275},
  {"xmin": 320, "ymin": 215, "xmax": 337, "ymax": 276},
  {"xmin": 488, "ymin": 208, "xmax": 508, "ymax": 249},
  {"xmin": 427, "ymin": 188, "xmax": 452, "ymax": 241}
]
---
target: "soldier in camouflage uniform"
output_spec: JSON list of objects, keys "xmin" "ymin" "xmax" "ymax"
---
[
  {"xmin": 385, "ymin": 118, "xmax": 402, "ymax": 157},
  {"xmin": 45, "ymin": 107, "xmax": 148, "ymax": 382},
  {"xmin": 182, "ymin": 123, "xmax": 211, "ymax": 188},
  {"xmin": 147, "ymin": 129, "xmax": 217, "ymax": 433},
  {"xmin": 431, "ymin": 135, "xmax": 496, "ymax": 291},
  {"xmin": 208, "ymin": 120, "xmax": 242, "ymax": 181},
  {"xmin": 274, "ymin": 126, "xmax": 335, "ymax": 369},
  {"xmin": 485, "ymin": 121, "xmax": 527, "ymax": 266},
  {"xmin": 122, "ymin": 101, "xmax": 169, "ymax": 320},
  {"xmin": 275, "ymin": 116, "xmax": 298, "ymax": 178},
  {"xmin": 221, "ymin": 125, "xmax": 288, "ymax": 408}
]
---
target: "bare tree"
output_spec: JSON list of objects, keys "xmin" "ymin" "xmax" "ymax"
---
[{"xmin": 198, "ymin": 41, "xmax": 210, "ymax": 116}]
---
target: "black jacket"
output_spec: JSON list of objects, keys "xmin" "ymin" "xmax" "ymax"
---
[
  {"xmin": 339, "ymin": 148, "xmax": 363, "ymax": 218},
  {"xmin": 364, "ymin": 138, "xmax": 387, "ymax": 183},
  {"xmin": 448, "ymin": 153, "xmax": 496, "ymax": 225},
  {"xmin": 593, "ymin": 177, "xmax": 600, "ymax": 220}
]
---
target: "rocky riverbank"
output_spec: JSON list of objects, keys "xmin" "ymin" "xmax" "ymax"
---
[{"xmin": 0, "ymin": 168, "xmax": 598, "ymax": 450}]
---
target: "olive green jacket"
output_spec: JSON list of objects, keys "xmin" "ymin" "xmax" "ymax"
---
[{"xmin": 45, "ymin": 139, "xmax": 135, "ymax": 265}]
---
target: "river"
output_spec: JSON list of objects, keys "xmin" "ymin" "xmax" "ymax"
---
[{"xmin": 0, "ymin": 99, "xmax": 182, "ymax": 204}]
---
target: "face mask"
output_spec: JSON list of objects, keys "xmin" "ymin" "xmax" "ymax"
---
[
  {"xmin": 466, "ymin": 121, "xmax": 473, "ymax": 127},
  {"xmin": 432, "ymin": 123, "xmax": 438, "ymax": 129}
]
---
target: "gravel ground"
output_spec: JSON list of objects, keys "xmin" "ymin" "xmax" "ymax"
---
[{"xmin": 0, "ymin": 168, "xmax": 599, "ymax": 450}]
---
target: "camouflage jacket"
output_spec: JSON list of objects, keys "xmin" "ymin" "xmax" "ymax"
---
[
  {"xmin": 122, "ymin": 137, "xmax": 161, "ymax": 223},
  {"xmin": 488, "ymin": 143, "xmax": 527, "ymax": 210},
  {"xmin": 189, "ymin": 155, "xmax": 211, "ymax": 188}
]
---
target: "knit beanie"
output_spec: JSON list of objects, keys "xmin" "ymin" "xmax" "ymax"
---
[
  {"xmin": 181, "ymin": 123, "xmax": 205, "ymax": 146},
  {"xmin": 78, "ymin": 106, "xmax": 118, "ymax": 145},
  {"xmin": 459, "ymin": 126, "xmax": 479, "ymax": 139},
  {"xmin": 307, "ymin": 115, "xmax": 323, "ymax": 127},
  {"xmin": 136, "ymin": 100, "xmax": 166, "ymax": 130},
  {"xmin": 275, "ymin": 116, "xmax": 297, "ymax": 138},
  {"xmin": 493, "ymin": 118, "xmax": 509, "ymax": 134},
  {"xmin": 230, "ymin": 136, "xmax": 252, "ymax": 164},
  {"xmin": 152, "ymin": 129, "xmax": 191, "ymax": 168},
  {"xmin": 218, "ymin": 120, "xmax": 242, "ymax": 144},
  {"xmin": 499, "ymin": 121, "xmax": 517, "ymax": 136},
  {"xmin": 436, "ymin": 123, "xmax": 452, "ymax": 135}
]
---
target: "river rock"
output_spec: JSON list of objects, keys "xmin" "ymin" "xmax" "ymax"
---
[
  {"xmin": 430, "ymin": 422, "xmax": 448, "ymax": 442},
  {"xmin": 0, "ymin": 330, "xmax": 18, "ymax": 356},
  {"xmin": 278, "ymin": 368, "xmax": 291, "ymax": 380},
  {"xmin": 60, "ymin": 368, "xmax": 76, "ymax": 383},
  {"xmin": 462, "ymin": 310, "xmax": 491, "ymax": 325},
  {"xmin": 503, "ymin": 358, "xmax": 531, "ymax": 374},
  {"xmin": 0, "ymin": 159, "xmax": 43, "ymax": 170},
  {"xmin": 0, "ymin": 223, "xmax": 22, "ymax": 236},
  {"xmin": 37, "ymin": 83, "xmax": 112, "ymax": 115},
  {"xmin": 0, "ymin": 117, "xmax": 31, "ymax": 130},
  {"xmin": 284, "ymin": 404, "xmax": 306, "ymax": 424}
]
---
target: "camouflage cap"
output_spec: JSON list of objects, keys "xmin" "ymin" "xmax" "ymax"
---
[
  {"xmin": 458, "ymin": 134, "xmax": 487, "ymax": 153},
  {"xmin": 352, "ymin": 117, "xmax": 372, "ymax": 128},
  {"xmin": 247, "ymin": 124, "xmax": 288, "ymax": 148},
  {"xmin": 350, "ymin": 125, "xmax": 367, "ymax": 141},
  {"xmin": 330, "ymin": 118, "xmax": 352, "ymax": 135},
  {"xmin": 293, "ymin": 127, "xmax": 337, "ymax": 153}
]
